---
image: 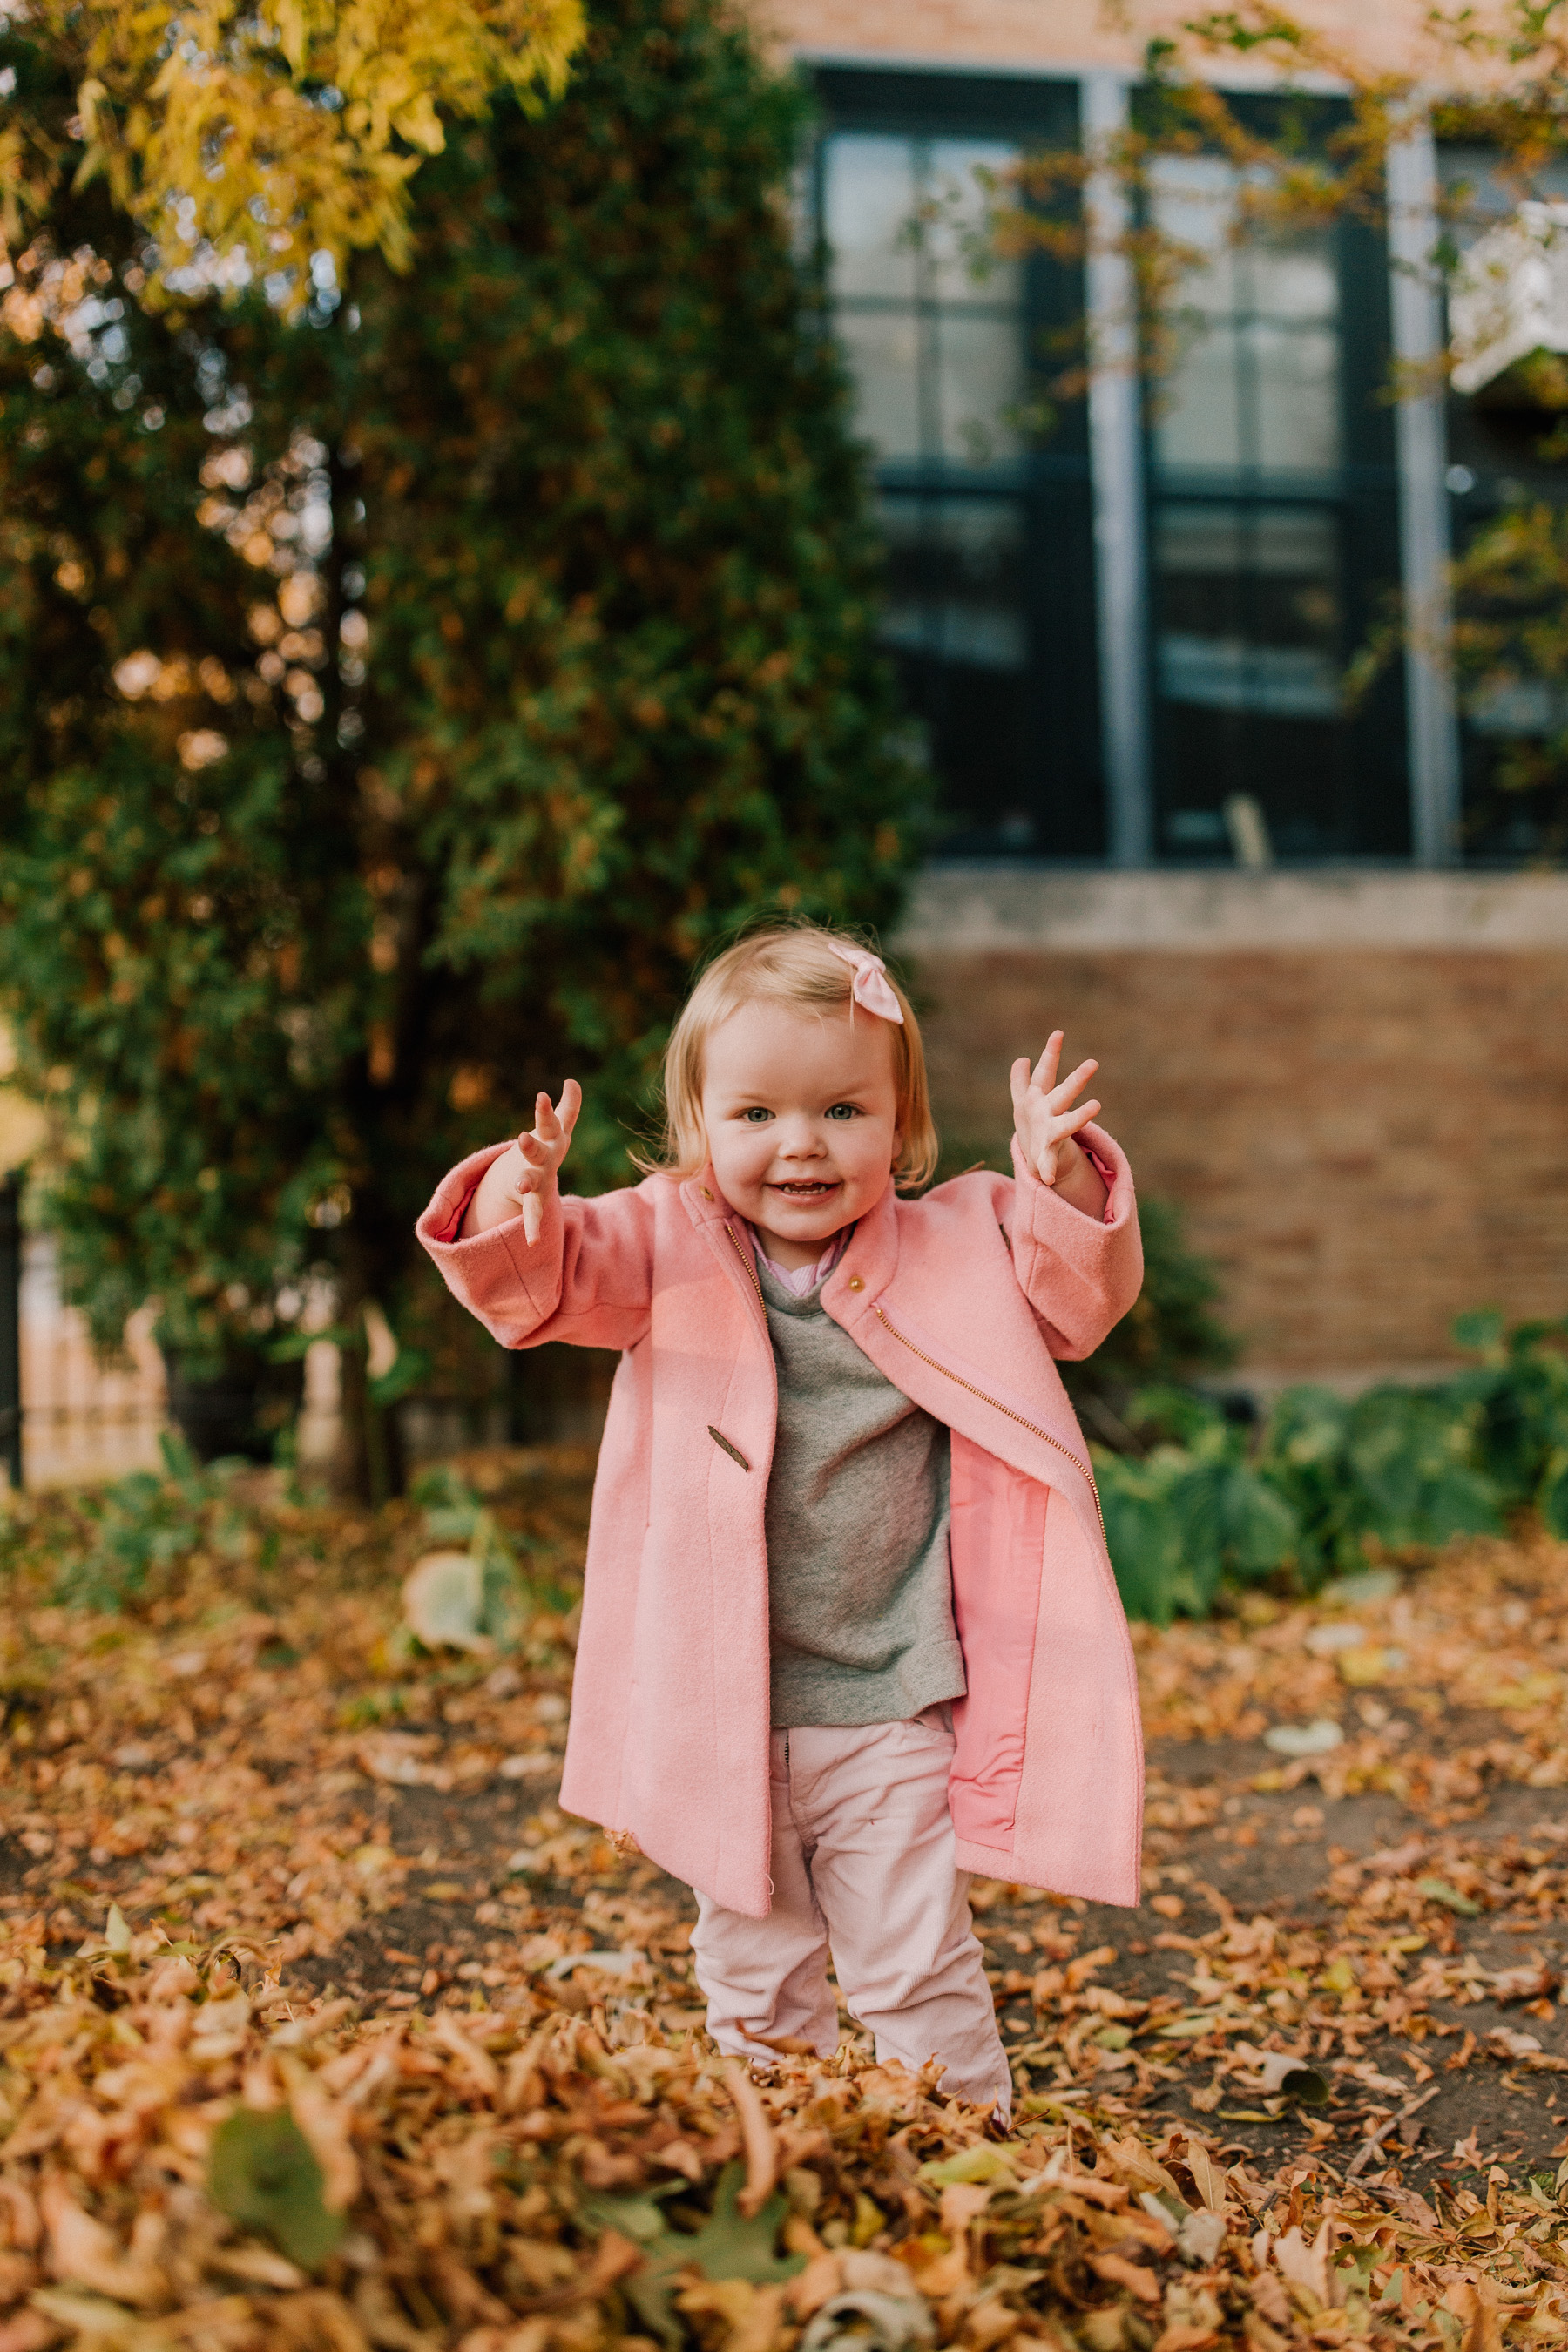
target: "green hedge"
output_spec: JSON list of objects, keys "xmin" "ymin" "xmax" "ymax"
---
[{"xmin": 0, "ymin": 0, "xmax": 921, "ymax": 1446}]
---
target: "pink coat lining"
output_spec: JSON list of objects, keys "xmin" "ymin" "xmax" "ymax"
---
[{"xmin": 416, "ymin": 1133, "xmax": 1146, "ymax": 1918}]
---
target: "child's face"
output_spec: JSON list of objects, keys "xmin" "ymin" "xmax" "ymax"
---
[{"xmin": 700, "ymin": 999, "xmax": 902, "ymax": 1262}]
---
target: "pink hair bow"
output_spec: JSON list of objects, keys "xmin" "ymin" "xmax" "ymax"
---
[{"xmin": 827, "ymin": 941, "xmax": 904, "ymax": 1024}]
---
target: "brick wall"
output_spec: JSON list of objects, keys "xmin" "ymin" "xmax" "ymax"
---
[
  {"xmin": 899, "ymin": 875, "xmax": 1568, "ymax": 1382},
  {"xmin": 751, "ymin": 0, "xmax": 1442, "ymax": 77},
  {"xmin": 751, "ymin": 0, "xmax": 1130, "ymax": 69}
]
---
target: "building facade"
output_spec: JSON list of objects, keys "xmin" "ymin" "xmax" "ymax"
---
[{"xmin": 760, "ymin": 0, "xmax": 1568, "ymax": 1382}]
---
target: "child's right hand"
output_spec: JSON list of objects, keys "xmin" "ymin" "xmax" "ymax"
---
[{"xmin": 460, "ymin": 1079, "xmax": 581, "ymax": 1242}]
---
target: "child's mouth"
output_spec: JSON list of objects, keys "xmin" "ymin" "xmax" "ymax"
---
[{"xmin": 770, "ymin": 1179, "xmax": 839, "ymax": 1201}]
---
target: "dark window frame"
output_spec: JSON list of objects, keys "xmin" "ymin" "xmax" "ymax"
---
[
  {"xmin": 1137, "ymin": 91, "xmax": 1411, "ymax": 863},
  {"xmin": 805, "ymin": 66, "xmax": 1107, "ymax": 861},
  {"xmin": 1437, "ymin": 141, "xmax": 1568, "ymax": 867}
]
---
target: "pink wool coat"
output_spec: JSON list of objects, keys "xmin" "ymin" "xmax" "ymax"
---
[{"xmin": 417, "ymin": 1132, "xmax": 1146, "ymax": 1919}]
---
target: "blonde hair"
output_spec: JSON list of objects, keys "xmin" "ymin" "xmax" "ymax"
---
[{"xmin": 643, "ymin": 920, "xmax": 938, "ymax": 1191}]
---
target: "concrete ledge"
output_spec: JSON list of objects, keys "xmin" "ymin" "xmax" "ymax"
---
[{"xmin": 893, "ymin": 865, "xmax": 1568, "ymax": 953}]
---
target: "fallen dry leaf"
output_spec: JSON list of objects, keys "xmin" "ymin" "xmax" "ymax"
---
[{"xmin": 2, "ymin": 1449, "xmax": 1568, "ymax": 2352}]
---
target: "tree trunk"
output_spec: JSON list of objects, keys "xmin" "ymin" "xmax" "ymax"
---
[{"xmin": 334, "ymin": 1304, "xmax": 407, "ymax": 1507}]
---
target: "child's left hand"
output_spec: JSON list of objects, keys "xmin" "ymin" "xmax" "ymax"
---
[{"xmin": 1010, "ymin": 1033, "xmax": 1108, "ymax": 1218}]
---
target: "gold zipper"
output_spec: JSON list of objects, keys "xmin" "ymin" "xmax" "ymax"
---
[
  {"xmin": 872, "ymin": 1305, "xmax": 1105, "ymax": 1538},
  {"xmin": 724, "ymin": 1223, "xmax": 764, "ymax": 1304}
]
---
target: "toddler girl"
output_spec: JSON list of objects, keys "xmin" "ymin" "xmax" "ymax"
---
[{"xmin": 418, "ymin": 922, "xmax": 1145, "ymax": 2116}]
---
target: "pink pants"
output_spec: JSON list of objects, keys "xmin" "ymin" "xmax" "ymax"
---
[{"xmin": 690, "ymin": 1711, "xmax": 1010, "ymax": 2115}]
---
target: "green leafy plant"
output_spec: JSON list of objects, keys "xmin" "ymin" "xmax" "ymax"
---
[
  {"xmin": 585, "ymin": 2162, "xmax": 802, "ymax": 2349},
  {"xmin": 1096, "ymin": 1389, "xmax": 1298, "ymax": 1626},
  {"xmin": 207, "ymin": 2108, "xmax": 347, "ymax": 2272},
  {"xmin": 402, "ymin": 1465, "xmax": 574, "ymax": 1646},
  {"xmin": 1100, "ymin": 1317, "xmax": 1568, "ymax": 1625},
  {"xmin": 1262, "ymin": 1383, "xmax": 1502, "ymax": 1581},
  {"xmin": 1450, "ymin": 1311, "xmax": 1568, "ymax": 1532},
  {"xmin": 53, "ymin": 1430, "xmax": 217, "ymax": 1611}
]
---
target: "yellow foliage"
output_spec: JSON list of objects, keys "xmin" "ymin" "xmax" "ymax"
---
[{"xmin": 8, "ymin": 0, "xmax": 584, "ymax": 305}]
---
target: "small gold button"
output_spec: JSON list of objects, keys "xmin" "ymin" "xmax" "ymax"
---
[
  {"xmin": 847, "ymin": 1275, "xmax": 864, "ymax": 1292},
  {"xmin": 700, "ymin": 1186, "xmax": 713, "ymax": 1201}
]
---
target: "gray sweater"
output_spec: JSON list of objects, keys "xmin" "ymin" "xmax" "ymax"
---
[{"xmin": 759, "ymin": 1256, "xmax": 965, "ymax": 1728}]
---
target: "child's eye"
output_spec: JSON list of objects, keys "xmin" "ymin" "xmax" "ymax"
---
[
  {"xmin": 742, "ymin": 1107, "xmax": 773, "ymax": 1124},
  {"xmin": 825, "ymin": 1103, "xmax": 861, "ymax": 1121}
]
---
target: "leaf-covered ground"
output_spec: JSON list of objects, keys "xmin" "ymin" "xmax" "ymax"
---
[{"xmin": 4, "ymin": 1449, "xmax": 1568, "ymax": 2352}]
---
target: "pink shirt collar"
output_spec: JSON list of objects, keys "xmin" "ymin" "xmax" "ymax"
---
[{"xmin": 746, "ymin": 1221, "xmax": 853, "ymax": 1299}]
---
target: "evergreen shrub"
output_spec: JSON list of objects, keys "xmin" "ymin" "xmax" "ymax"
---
[{"xmin": 0, "ymin": 0, "xmax": 921, "ymax": 1485}]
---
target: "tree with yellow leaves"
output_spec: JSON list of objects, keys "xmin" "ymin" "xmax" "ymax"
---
[{"xmin": 3, "ymin": 0, "xmax": 583, "ymax": 307}]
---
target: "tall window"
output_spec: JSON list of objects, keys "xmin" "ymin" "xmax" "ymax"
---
[
  {"xmin": 808, "ymin": 72, "xmax": 1103, "ymax": 859},
  {"xmin": 1440, "ymin": 143, "xmax": 1568, "ymax": 864},
  {"xmin": 1146, "ymin": 139, "xmax": 1409, "ymax": 860}
]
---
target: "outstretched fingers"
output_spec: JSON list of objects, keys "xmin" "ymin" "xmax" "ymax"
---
[
  {"xmin": 1044, "ymin": 1057, "xmax": 1099, "ymax": 1117},
  {"xmin": 518, "ymin": 1079, "xmax": 582, "ymax": 1160},
  {"xmin": 1054, "ymin": 1096, "xmax": 1101, "ymax": 1136},
  {"xmin": 510, "ymin": 1078, "xmax": 583, "ymax": 1238},
  {"xmin": 1015, "ymin": 1037, "xmax": 1099, "ymax": 1112},
  {"xmin": 1031, "ymin": 1031, "xmax": 1065, "ymax": 1098}
]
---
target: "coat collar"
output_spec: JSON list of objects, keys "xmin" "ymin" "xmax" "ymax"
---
[
  {"xmin": 679, "ymin": 1166, "xmax": 738, "ymax": 1230},
  {"xmin": 821, "ymin": 1175, "xmax": 899, "ymax": 1319},
  {"xmin": 680, "ymin": 1166, "xmax": 768, "ymax": 1332},
  {"xmin": 679, "ymin": 1165, "xmax": 901, "ymax": 1311}
]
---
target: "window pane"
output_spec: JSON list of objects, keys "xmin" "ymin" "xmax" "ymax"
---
[
  {"xmin": 925, "ymin": 138, "xmax": 1023, "ymax": 306},
  {"xmin": 1245, "ymin": 239, "xmax": 1337, "ymax": 325},
  {"xmin": 1249, "ymin": 321, "xmax": 1341, "ymax": 472},
  {"xmin": 1153, "ymin": 503, "xmax": 1360, "ymax": 857},
  {"xmin": 882, "ymin": 496, "xmax": 1027, "ymax": 667},
  {"xmin": 1155, "ymin": 504, "xmax": 1341, "ymax": 719},
  {"xmin": 1145, "ymin": 119, "xmax": 1405, "ymax": 860},
  {"xmin": 880, "ymin": 496, "xmax": 1035, "ymax": 846},
  {"xmin": 936, "ymin": 310, "xmax": 1024, "ymax": 466},
  {"xmin": 835, "ymin": 309, "xmax": 923, "ymax": 462},
  {"xmin": 809, "ymin": 96, "xmax": 1099, "ymax": 855},
  {"xmin": 1156, "ymin": 322, "xmax": 1242, "ymax": 470},
  {"xmin": 1152, "ymin": 155, "xmax": 1342, "ymax": 476},
  {"xmin": 825, "ymin": 134, "xmax": 918, "ymax": 301},
  {"xmin": 1149, "ymin": 153, "xmax": 1239, "ymax": 319}
]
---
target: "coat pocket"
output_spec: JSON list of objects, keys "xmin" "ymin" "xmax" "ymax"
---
[{"xmin": 946, "ymin": 1437, "xmax": 1047, "ymax": 1846}]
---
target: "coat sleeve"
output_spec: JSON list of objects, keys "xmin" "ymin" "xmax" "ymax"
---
[
  {"xmin": 416, "ymin": 1143, "xmax": 657, "ymax": 1353},
  {"xmin": 1007, "ymin": 1124, "xmax": 1143, "ymax": 1362}
]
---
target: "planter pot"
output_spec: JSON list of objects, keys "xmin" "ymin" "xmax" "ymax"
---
[{"xmin": 161, "ymin": 1348, "xmax": 305, "ymax": 1466}]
